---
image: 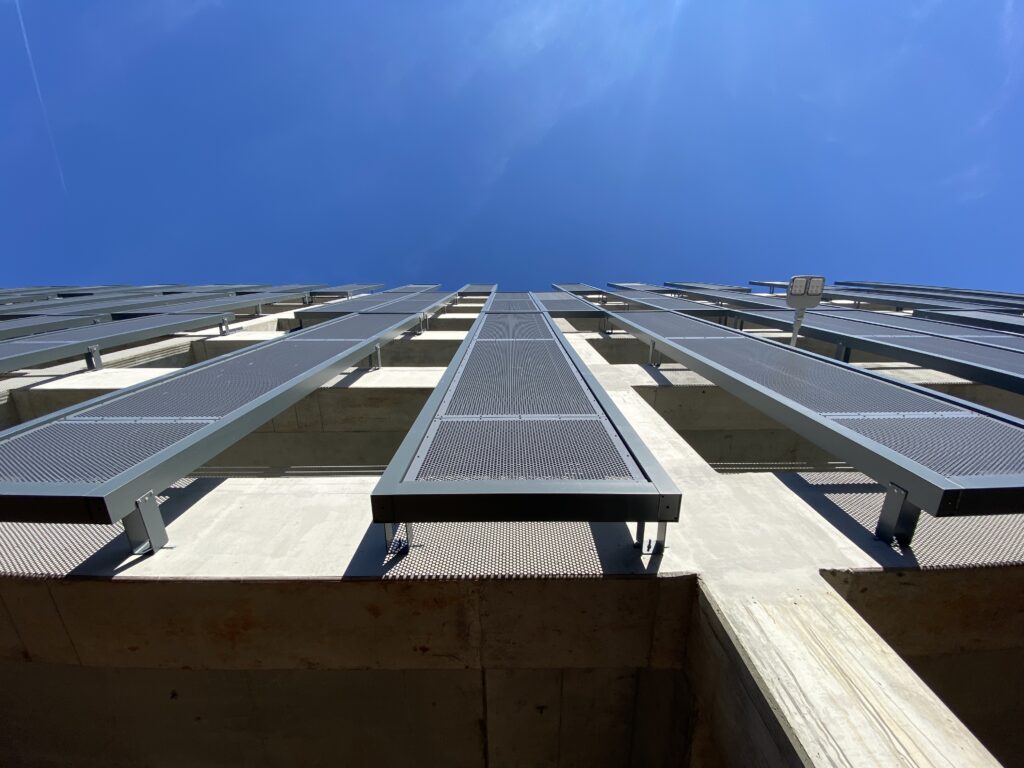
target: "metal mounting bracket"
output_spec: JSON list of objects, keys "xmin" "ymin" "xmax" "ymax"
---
[
  {"xmin": 835, "ymin": 341, "xmax": 851, "ymax": 363},
  {"xmin": 648, "ymin": 340, "xmax": 661, "ymax": 368},
  {"xmin": 219, "ymin": 317, "xmax": 231, "ymax": 336},
  {"xmin": 384, "ymin": 521, "xmax": 413, "ymax": 555},
  {"xmin": 875, "ymin": 483, "xmax": 921, "ymax": 548},
  {"xmin": 634, "ymin": 521, "xmax": 667, "ymax": 555},
  {"xmin": 84, "ymin": 345, "xmax": 103, "ymax": 371},
  {"xmin": 123, "ymin": 491, "xmax": 168, "ymax": 555},
  {"xmin": 367, "ymin": 343, "xmax": 382, "ymax": 370}
]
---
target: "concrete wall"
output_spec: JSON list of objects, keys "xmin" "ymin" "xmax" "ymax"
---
[
  {"xmin": 824, "ymin": 566, "xmax": 1024, "ymax": 767},
  {"xmin": 0, "ymin": 575, "xmax": 703, "ymax": 768}
]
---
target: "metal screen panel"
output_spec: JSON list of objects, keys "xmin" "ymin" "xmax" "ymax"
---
[
  {"xmin": 609, "ymin": 305, "xmax": 1024, "ymax": 520},
  {"xmin": 0, "ymin": 315, "xmax": 105, "ymax": 341},
  {"xmin": 0, "ymin": 298, "xmax": 435, "ymax": 534},
  {"xmin": 478, "ymin": 314, "xmax": 553, "ymax": 340},
  {"xmin": 372, "ymin": 294, "xmax": 681, "ymax": 529},
  {"xmin": 915, "ymin": 310, "xmax": 1024, "ymax": 334},
  {"xmin": 74, "ymin": 340, "xmax": 352, "ymax": 420},
  {"xmin": 0, "ymin": 422, "xmax": 208, "ymax": 484},
  {"xmin": 615, "ymin": 311, "xmax": 735, "ymax": 339},
  {"xmin": 363, "ymin": 295, "xmax": 452, "ymax": 314},
  {"xmin": 460, "ymin": 284, "xmax": 497, "ymax": 294},
  {"xmin": 677, "ymin": 336, "xmax": 961, "ymax": 414},
  {"xmin": 832, "ymin": 415, "xmax": 1024, "ymax": 477},
  {"xmin": 293, "ymin": 313, "xmax": 409, "ymax": 340},
  {"xmin": 414, "ymin": 420, "xmax": 636, "ymax": 481},
  {"xmin": 445, "ymin": 341, "xmax": 597, "ymax": 416}
]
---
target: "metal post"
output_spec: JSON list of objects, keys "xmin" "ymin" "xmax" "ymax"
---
[
  {"xmin": 122, "ymin": 491, "xmax": 168, "ymax": 555},
  {"xmin": 875, "ymin": 484, "xmax": 921, "ymax": 548},
  {"xmin": 648, "ymin": 340, "xmax": 661, "ymax": 368},
  {"xmin": 373, "ymin": 343, "xmax": 382, "ymax": 370},
  {"xmin": 383, "ymin": 522, "xmax": 413, "ymax": 554},
  {"xmin": 835, "ymin": 342, "xmax": 851, "ymax": 363},
  {"xmin": 789, "ymin": 308, "xmax": 806, "ymax": 347},
  {"xmin": 219, "ymin": 317, "xmax": 231, "ymax": 336},
  {"xmin": 635, "ymin": 521, "xmax": 667, "ymax": 555},
  {"xmin": 84, "ymin": 345, "xmax": 103, "ymax": 371}
]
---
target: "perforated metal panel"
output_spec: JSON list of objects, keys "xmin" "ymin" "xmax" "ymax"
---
[
  {"xmin": 460, "ymin": 284, "xmax": 496, "ymax": 294},
  {"xmin": 677, "ymin": 336, "xmax": 962, "ymax": 414},
  {"xmin": 295, "ymin": 313, "xmax": 408, "ymax": 340},
  {"xmin": 0, "ymin": 315, "xmax": 102, "ymax": 341},
  {"xmin": 916, "ymin": 310, "xmax": 1024, "ymax": 334},
  {"xmin": 414, "ymin": 420, "xmax": 635, "ymax": 481},
  {"xmin": 616, "ymin": 311, "xmax": 735, "ymax": 339},
  {"xmin": 488, "ymin": 299, "xmax": 538, "ymax": 312},
  {"xmin": 364, "ymin": 297, "xmax": 447, "ymax": 314},
  {"xmin": 478, "ymin": 314, "xmax": 553, "ymax": 340},
  {"xmin": 831, "ymin": 415, "xmax": 1024, "ymax": 476},
  {"xmin": 76, "ymin": 340, "xmax": 351, "ymax": 419},
  {"xmin": 0, "ymin": 422, "xmax": 207, "ymax": 483},
  {"xmin": 446, "ymin": 341, "xmax": 596, "ymax": 416},
  {"xmin": 888, "ymin": 335, "xmax": 1024, "ymax": 374}
]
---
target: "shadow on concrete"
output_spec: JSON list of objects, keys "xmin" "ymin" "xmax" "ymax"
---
[
  {"xmin": 776, "ymin": 473, "xmax": 918, "ymax": 568},
  {"xmin": 69, "ymin": 478, "xmax": 228, "ymax": 578},
  {"xmin": 341, "ymin": 520, "xmax": 660, "ymax": 579}
]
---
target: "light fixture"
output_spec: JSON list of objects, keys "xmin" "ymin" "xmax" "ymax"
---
[{"xmin": 785, "ymin": 275, "xmax": 825, "ymax": 346}]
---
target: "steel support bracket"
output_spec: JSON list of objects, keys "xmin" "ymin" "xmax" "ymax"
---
[
  {"xmin": 635, "ymin": 521, "xmax": 667, "ymax": 555},
  {"xmin": 219, "ymin": 317, "xmax": 231, "ymax": 336},
  {"xmin": 84, "ymin": 345, "xmax": 103, "ymax": 371},
  {"xmin": 835, "ymin": 341, "xmax": 851, "ymax": 363},
  {"xmin": 383, "ymin": 521, "xmax": 413, "ymax": 555},
  {"xmin": 123, "ymin": 491, "xmax": 168, "ymax": 556},
  {"xmin": 648, "ymin": 340, "xmax": 661, "ymax": 368},
  {"xmin": 874, "ymin": 483, "xmax": 921, "ymax": 548}
]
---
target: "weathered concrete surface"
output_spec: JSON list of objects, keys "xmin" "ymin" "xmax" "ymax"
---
[{"xmin": 824, "ymin": 566, "xmax": 1024, "ymax": 767}]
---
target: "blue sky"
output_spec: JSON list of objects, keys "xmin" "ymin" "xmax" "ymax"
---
[{"xmin": 1, "ymin": 1, "xmax": 1022, "ymax": 291}]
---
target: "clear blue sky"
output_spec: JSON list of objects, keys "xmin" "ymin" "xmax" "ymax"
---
[{"xmin": 2, "ymin": 1, "xmax": 1022, "ymax": 291}]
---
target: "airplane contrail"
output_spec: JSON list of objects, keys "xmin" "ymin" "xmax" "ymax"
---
[{"xmin": 14, "ymin": 0, "xmax": 68, "ymax": 194}]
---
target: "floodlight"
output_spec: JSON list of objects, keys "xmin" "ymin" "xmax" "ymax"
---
[{"xmin": 785, "ymin": 275, "xmax": 826, "ymax": 346}]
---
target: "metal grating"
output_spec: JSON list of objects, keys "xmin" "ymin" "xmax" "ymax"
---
[
  {"xmin": 414, "ymin": 420, "xmax": 636, "ymax": 481},
  {"xmin": 488, "ymin": 300, "xmax": 538, "ymax": 312},
  {"xmin": 478, "ymin": 314, "xmax": 553, "ymax": 340},
  {"xmin": 460, "ymin": 284, "xmax": 496, "ymax": 294},
  {"xmin": 294, "ymin": 313, "xmax": 408, "ymax": 340},
  {"xmin": 363, "ymin": 294, "xmax": 450, "ymax": 314},
  {"xmin": 676, "ymin": 336, "xmax": 963, "ymax": 414},
  {"xmin": 617, "ymin": 311, "xmax": 735, "ymax": 339},
  {"xmin": 76, "ymin": 340, "xmax": 351, "ymax": 419},
  {"xmin": 886, "ymin": 335, "xmax": 1024, "ymax": 373},
  {"xmin": 0, "ymin": 422, "xmax": 207, "ymax": 483},
  {"xmin": 831, "ymin": 415, "xmax": 1024, "ymax": 477},
  {"xmin": 446, "ymin": 341, "xmax": 596, "ymax": 416}
]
